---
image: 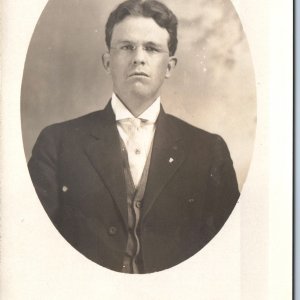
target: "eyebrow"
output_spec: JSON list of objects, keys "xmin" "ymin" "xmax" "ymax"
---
[
  {"xmin": 144, "ymin": 42, "xmax": 164, "ymax": 50},
  {"xmin": 113, "ymin": 40, "xmax": 166, "ymax": 50}
]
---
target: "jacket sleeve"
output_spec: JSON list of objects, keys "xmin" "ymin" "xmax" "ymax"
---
[
  {"xmin": 28, "ymin": 126, "xmax": 61, "ymax": 225},
  {"xmin": 202, "ymin": 134, "xmax": 240, "ymax": 242}
]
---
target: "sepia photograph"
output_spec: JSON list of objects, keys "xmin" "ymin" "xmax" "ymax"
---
[
  {"xmin": 22, "ymin": 0, "xmax": 255, "ymax": 273},
  {"xmin": 1, "ymin": 0, "xmax": 292, "ymax": 298}
]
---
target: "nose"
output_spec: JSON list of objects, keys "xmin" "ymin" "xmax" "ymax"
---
[{"xmin": 132, "ymin": 46, "xmax": 146, "ymax": 65}]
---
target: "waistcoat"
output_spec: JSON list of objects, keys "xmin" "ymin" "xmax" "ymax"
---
[{"xmin": 119, "ymin": 138, "xmax": 153, "ymax": 273}]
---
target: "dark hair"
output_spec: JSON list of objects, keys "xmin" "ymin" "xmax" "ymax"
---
[{"xmin": 105, "ymin": 0, "xmax": 178, "ymax": 56}]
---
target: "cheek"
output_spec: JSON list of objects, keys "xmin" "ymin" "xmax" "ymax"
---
[
  {"xmin": 155, "ymin": 58, "xmax": 170, "ymax": 74},
  {"xmin": 110, "ymin": 57, "xmax": 127, "ymax": 72},
  {"xmin": 154, "ymin": 65, "xmax": 169, "ymax": 79},
  {"xmin": 110, "ymin": 63, "xmax": 126, "ymax": 82}
]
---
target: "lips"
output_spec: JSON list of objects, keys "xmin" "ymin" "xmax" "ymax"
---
[{"xmin": 129, "ymin": 71, "xmax": 149, "ymax": 78}]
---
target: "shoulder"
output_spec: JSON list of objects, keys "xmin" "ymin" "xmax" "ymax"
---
[
  {"xmin": 166, "ymin": 113, "xmax": 228, "ymax": 149},
  {"xmin": 165, "ymin": 114, "xmax": 238, "ymax": 189},
  {"xmin": 36, "ymin": 107, "xmax": 113, "ymax": 146},
  {"xmin": 31, "ymin": 109, "xmax": 106, "ymax": 155},
  {"xmin": 164, "ymin": 113, "xmax": 233, "ymax": 168},
  {"xmin": 40, "ymin": 110, "xmax": 103, "ymax": 136}
]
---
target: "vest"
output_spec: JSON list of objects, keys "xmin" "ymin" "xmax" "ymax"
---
[{"xmin": 119, "ymin": 138, "xmax": 153, "ymax": 273}]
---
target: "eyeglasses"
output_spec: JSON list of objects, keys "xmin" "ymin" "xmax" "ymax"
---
[{"xmin": 110, "ymin": 42, "xmax": 169, "ymax": 56}]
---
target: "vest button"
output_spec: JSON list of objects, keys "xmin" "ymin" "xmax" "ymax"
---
[
  {"xmin": 108, "ymin": 226, "xmax": 117, "ymax": 235},
  {"xmin": 136, "ymin": 201, "xmax": 142, "ymax": 208},
  {"xmin": 188, "ymin": 198, "xmax": 195, "ymax": 204}
]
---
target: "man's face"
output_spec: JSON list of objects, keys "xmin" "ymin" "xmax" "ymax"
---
[{"xmin": 102, "ymin": 16, "xmax": 177, "ymax": 104}]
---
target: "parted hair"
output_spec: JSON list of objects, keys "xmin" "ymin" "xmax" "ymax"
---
[{"xmin": 105, "ymin": 0, "xmax": 178, "ymax": 56}]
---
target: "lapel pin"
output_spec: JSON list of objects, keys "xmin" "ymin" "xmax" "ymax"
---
[
  {"xmin": 62, "ymin": 185, "xmax": 68, "ymax": 192},
  {"xmin": 169, "ymin": 157, "xmax": 174, "ymax": 163}
]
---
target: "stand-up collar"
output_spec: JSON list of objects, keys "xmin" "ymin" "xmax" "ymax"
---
[{"xmin": 111, "ymin": 93, "xmax": 161, "ymax": 124}]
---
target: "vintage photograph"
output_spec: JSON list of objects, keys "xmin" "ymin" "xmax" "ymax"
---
[
  {"xmin": 21, "ymin": 0, "xmax": 256, "ymax": 274},
  {"xmin": 2, "ymin": 0, "xmax": 293, "ymax": 298}
]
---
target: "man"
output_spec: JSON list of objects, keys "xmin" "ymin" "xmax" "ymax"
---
[{"xmin": 28, "ymin": 0, "xmax": 240, "ymax": 274}]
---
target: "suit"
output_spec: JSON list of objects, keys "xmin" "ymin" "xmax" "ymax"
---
[{"xmin": 28, "ymin": 102, "xmax": 240, "ymax": 273}]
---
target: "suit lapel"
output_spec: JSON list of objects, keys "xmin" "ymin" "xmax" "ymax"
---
[
  {"xmin": 81, "ymin": 104, "xmax": 186, "ymax": 224},
  {"xmin": 83, "ymin": 103, "xmax": 128, "ymax": 226},
  {"xmin": 142, "ymin": 109, "xmax": 186, "ymax": 220}
]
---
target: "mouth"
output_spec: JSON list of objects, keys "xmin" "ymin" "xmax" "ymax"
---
[{"xmin": 129, "ymin": 72, "xmax": 149, "ymax": 78}]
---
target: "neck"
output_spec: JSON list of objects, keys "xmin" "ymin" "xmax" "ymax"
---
[{"xmin": 116, "ymin": 94, "xmax": 158, "ymax": 117}]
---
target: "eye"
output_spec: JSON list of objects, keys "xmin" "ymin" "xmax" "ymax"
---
[
  {"xmin": 121, "ymin": 44, "xmax": 135, "ymax": 51},
  {"xmin": 144, "ymin": 46, "xmax": 159, "ymax": 53}
]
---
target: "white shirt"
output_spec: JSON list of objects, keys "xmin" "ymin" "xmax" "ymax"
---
[{"xmin": 111, "ymin": 93, "xmax": 160, "ymax": 186}]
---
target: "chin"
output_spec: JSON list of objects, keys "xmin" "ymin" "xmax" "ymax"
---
[
  {"xmin": 132, "ymin": 90, "xmax": 157, "ymax": 102},
  {"xmin": 130, "ymin": 85, "xmax": 151, "ymax": 98}
]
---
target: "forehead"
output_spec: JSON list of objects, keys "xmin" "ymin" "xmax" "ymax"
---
[{"xmin": 111, "ymin": 16, "xmax": 169, "ymax": 46}]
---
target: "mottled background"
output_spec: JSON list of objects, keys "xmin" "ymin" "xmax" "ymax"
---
[{"xmin": 21, "ymin": 0, "xmax": 256, "ymax": 191}]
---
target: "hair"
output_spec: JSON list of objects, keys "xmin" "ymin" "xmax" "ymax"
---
[{"xmin": 105, "ymin": 0, "xmax": 178, "ymax": 56}]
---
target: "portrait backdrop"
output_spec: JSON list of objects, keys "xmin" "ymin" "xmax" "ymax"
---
[{"xmin": 21, "ymin": 0, "xmax": 256, "ymax": 192}]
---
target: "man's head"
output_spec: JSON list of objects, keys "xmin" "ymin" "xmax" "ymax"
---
[
  {"xmin": 105, "ymin": 0, "xmax": 178, "ymax": 56},
  {"xmin": 102, "ymin": 0, "xmax": 178, "ymax": 116}
]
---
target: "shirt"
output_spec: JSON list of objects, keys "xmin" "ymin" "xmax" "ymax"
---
[{"xmin": 111, "ymin": 93, "xmax": 160, "ymax": 187}]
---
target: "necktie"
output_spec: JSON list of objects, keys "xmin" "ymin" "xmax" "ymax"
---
[{"xmin": 118, "ymin": 118, "xmax": 148, "ymax": 187}]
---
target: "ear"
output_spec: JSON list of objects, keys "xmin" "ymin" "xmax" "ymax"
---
[
  {"xmin": 102, "ymin": 52, "xmax": 111, "ymax": 74},
  {"xmin": 165, "ymin": 56, "xmax": 177, "ymax": 79}
]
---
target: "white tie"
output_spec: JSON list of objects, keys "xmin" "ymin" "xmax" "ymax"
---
[{"xmin": 118, "ymin": 118, "xmax": 148, "ymax": 187}]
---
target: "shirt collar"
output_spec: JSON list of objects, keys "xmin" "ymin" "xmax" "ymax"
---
[{"xmin": 111, "ymin": 93, "xmax": 161, "ymax": 124}]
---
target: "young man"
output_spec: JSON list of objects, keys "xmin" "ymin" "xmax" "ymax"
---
[{"xmin": 28, "ymin": 0, "xmax": 239, "ymax": 274}]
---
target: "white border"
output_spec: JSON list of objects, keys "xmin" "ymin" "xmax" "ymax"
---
[{"xmin": 1, "ymin": 0, "xmax": 292, "ymax": 299}]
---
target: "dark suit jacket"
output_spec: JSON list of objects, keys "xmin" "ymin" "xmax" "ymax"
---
[{"xmin": 28, "ymin": 102, "xmax": 240, "ymax": 273}]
